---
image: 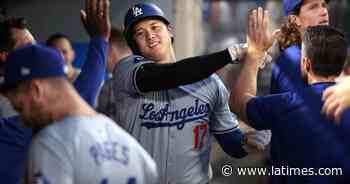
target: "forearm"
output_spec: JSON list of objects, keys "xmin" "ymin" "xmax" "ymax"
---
[
  {"xmin": 74, "ymin": 36, "xmax": 108, "ymax": 107},
  {"xmin": 215, "ymin": 129, "xmax": 248, "ymax": 158},
  {"xmin": 136, "ymin": 50, "xmax": 234, "ymax": 92},
  {"xmin": 230, "ymin": 54, "xmax": 261, "ymax": 123}
]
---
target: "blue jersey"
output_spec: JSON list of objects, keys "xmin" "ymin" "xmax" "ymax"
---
[
  {"xmin": 271, "ymin": 45, "xmax": 307, "ymax": 94},
  {"xmin": 0, "ymin": 37, "xmax": 107, "ymax": 184},
  {"xmin": 340, "ymin": 109, "xmax": 350, "ymax": 127},
  {"xmin": 247, "ymin": 82, "xmax": 350, "ymax": 184}
]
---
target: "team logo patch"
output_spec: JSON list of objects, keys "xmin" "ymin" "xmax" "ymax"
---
[{"xmin": 132, "ymin": 6, "xmax": 143, "ymax": 17}]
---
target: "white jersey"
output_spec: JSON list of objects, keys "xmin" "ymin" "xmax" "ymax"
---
[
  {"xmin": 109, "ymin": 56, "xmax": 239, "ymax": 184},
  {"xmin": 26, "ymin": 114, "xmax": 158, "ymax": 184}
]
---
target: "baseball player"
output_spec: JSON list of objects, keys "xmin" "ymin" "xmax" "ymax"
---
[
  {"xmin": 109, "ymin": 3, "xmax": 270, "ymax": 184},
  {"xmin": 231, "ymin": 7, "xmax": 349, "ymax": 183},
  {"xmin": 0, "ymin": 0, "xmax": 109, "ymax": 182},
  {"xmin": 46, "ymin": 33, "xmax": 80, "ymax": 82},
  {"xmin": 1, "ymin": 44, "xmax": 158, "ymax": 184},
  {"xmin": 271, "ymin": 0, "xmax": 329, "ymax": 94}
]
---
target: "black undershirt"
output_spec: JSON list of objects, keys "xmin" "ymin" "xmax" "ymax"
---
[{"xmin": 135, "ymin": 49, "xmax": 232, "ymax": 93}]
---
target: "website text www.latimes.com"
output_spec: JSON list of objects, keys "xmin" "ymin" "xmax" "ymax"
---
[{"xmin": 221, "ymin": 165, "xmax": 343, "ymax": 177}]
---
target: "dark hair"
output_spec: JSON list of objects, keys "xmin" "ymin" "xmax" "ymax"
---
[
  {"xmin": 0, "ymin": 16, "xmax": 28, "ymax": 52},
  {"xmin": 303, "ymin": 25, "xmax": 347, "ymax": 77},
  {"xmin": 46, "ymin": 33, "xmax": 71, "ymax": 47},
  {"xmin": 109, "ymin": 27, "xmax": 129, "ymax": 51},
  {"xmin": 277, "ymin": 4, "xmax": 302, "ymax": 50}
]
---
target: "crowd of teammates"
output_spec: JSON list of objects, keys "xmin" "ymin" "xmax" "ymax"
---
[{"xmin": 0, "ymin": 0, "xmax": 349, "ymax": 184}]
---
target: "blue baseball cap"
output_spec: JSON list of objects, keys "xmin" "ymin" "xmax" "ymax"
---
[
  {"xmin": 0, "ymin": 44, "xmax": 67, "ymax": 92},
  {"xmin": 283, "ymin": 0, "xmax": 329, "ymax": 16}
]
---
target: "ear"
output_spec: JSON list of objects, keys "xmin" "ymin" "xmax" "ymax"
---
[
  {"xmin": 29, "ymin": 80, "xmax": 44, "ymax": 102},
  {"xmin": 303, "ymin": 57, "xmax": 311, "ymax": 72},
  {"xmin": 167, "ymin": 25, "xmax": 174, "ymax": 39},
  {"xmin": 71, "ymin": 49, "xmax": 76, "ymax": 63},
  {"xmin": 0, "ymin": 51, "xmax": 8, "ymax": 62}
]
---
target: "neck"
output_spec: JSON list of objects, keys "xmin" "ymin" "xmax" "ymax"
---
[
  {"xmin": 157, "ymin": 49, "xmax": 176, "ymax": 64},
  {"xmin": 107, "ymin": 51, "xmax": 132, "ymax": 73},
  {"xmin": 308, "ymin": 73, "xmax": 337, "ymax": 84},
  {"xmin": 46, "ymin": 87, "xmax": 96, "ymax": 123}
]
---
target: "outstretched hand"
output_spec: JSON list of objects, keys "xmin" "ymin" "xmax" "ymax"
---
[
  {"xmin": 80, "ymin": 0, "xmax": 111, "ymax": 41},
  {"xmin": 246, "ymin": 7, "xmax": 276, "ymax": 61}
]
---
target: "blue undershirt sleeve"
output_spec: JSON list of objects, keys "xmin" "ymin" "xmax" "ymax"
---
[
  {"xmin": 73, "ymin": 37, "xmax": 108, "ymax": 107},
  {"xmin": 214, "ymin": 129, "xmax": 247, "ymax": 158}
]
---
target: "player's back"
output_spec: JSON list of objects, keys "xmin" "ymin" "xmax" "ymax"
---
[
  {"xmin": 251, "ymin": 82, "xmax": 350, "ymax": 183},
  {"xmin": 27, "ymin": 114, "xmax": 158, "ymax": 184}
]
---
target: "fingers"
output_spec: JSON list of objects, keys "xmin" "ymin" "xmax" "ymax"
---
[
  {"xmin": 263, "ymin": 9, "xmax": 269, "ymax": 32},
  {"xmin": 334, "ymin": 104, "xmax": 345, "ymax": 124},
  {"xmin": 97, "ymin": 0, "xmax": 101, "ymax": 16},
  {"xmin": 90, "ymin": 0, "xmax": 97, "ymax": 17},
  {"xmin": 102, "ymin": 0, "xmax": 110, "ymax": 19},
  {"xmin": 271, "ymin": 29, "xmax": 281, "ymax": 40},
  {"xmin": 80, "ymin": 10, "xmax": 87, "ymax": 27},
  {"xmin": 323, "ymin": 99, "xmax": 339, "ymax": 120},
  {"xmin": 248, "ymin": 9, "xmax": 255, "ymax": 43},
  {"xmin": 85, "ymin": 0, "xmax": 90, "ymax": 18},
  {"xmin": 252, "ymin": 9, "xmax": 257, "ymax": 42},
  {"xmin": 321, "ymin": 90, "xmax": 336, "ymax": 115},
  {"xmin": 257, "ymin": 7, "xmax": 263, "ymax": 33},
  {"xmin": 322, "ymin": 86, "xmax": 335, "ymax": 101}
]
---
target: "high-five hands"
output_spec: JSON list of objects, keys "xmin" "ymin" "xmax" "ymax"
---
[
  {"xmin": 246, "ymin": 7, "xmax": 277, "ymax": 68},
  {"xmin": 80, "ymin": 0, "xmax": 111, "ymax": 41}
]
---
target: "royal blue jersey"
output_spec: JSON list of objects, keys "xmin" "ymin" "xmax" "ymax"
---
[
  {"xmin": 340, "ymin": 108, "xmax": 350, "ymax": 127},
  {"xmin": 0, "ymin": 37, "xmax": 107, "ymax": 184},
  {"xmin": 247, "ymin": 82, "xmax": 349, "ymax": 184},
  {"xmin": 271, "ymin": 45, "xmax": 307, "ymax": 94}
]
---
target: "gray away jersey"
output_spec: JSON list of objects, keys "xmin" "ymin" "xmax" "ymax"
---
[
  {"xmin": 108, "ymin": 56, "xmax": 239, "ymax": 184},
  {"xmin": 26, "ymin": 114, "xmax": 158, "ymax": 184}
]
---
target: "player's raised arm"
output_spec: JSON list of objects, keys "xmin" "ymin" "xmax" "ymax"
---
[
  {"xmin": 230, "ymin": 7, "xmax": 274, "ymax": 123},
  {"xmin": 80, "ymin": 0, "xmax": 111, "ymax": 41},
  {"xmin": 74, "ymin": 0, "xmax": 111, "ymax": 107}
]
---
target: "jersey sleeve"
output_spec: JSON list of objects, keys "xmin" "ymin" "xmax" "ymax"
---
[
  {"xmin": 113, "ymin": 56, "xmax": 152, "ymax": 95},
  {"xmin": 246, "ymin": 93, "xmax": 290, "ymax": 130},
  {"xmin": 27, "ymin": 135, "xmax": 73, "ymax": 184},
  {"xmin": 74, "ymin": 36, "xmax": 108, "ymax": 107},
  {"xmin": 209, "ymin": 75, "xmax": 240, "ymax": 134},
  {"xmin": 97, "ymin": 79, "xmax": 116, "ymax": 117},
  {"xmin": 270, "ymin": 45, "xmax": 304, "ymax": 94}
]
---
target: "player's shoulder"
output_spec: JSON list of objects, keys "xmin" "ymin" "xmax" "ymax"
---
[
  {"xmin": 193, "ymin": 73, "xmax": 221, "ymax": 85},
  {"xmin": 280, "ymin": 44, "xmax": 301, "ymax": 61},
  {"xmin": 119, "ymin": 55, "xmax": 150, "ymax": 65},
  {"xmin": 206, "ymin": 74, "xmax": 226, "ymax": 90},
  {"xmin": 36, "ymin": 114, "xmax": 141, "ymax": 148},
  {"xmin": 250, "ymin": 91, "xmax": 297, "ymax": 111},
  {"xmin": 114, "ymin": 55, "xmax": 153, "ymax": 76}
]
